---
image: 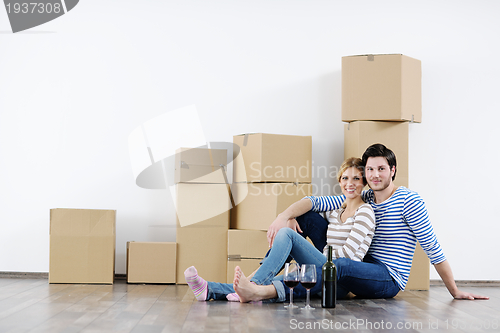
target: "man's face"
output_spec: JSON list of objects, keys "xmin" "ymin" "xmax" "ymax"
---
[{"xmin": 365, "ymin": 156, "xmax": 395, "ymax": 191}]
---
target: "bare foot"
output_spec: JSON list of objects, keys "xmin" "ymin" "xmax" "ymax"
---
[{"xmin": 233, "ymin": 266, "xmax": 278, "ymax": 302}]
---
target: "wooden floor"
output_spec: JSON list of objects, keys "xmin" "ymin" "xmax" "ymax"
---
[{"xmin": 0, "ymin": 278, "xmax": 498, "ymax": 333}]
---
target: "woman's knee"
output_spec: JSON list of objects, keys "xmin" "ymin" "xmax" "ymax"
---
[{"xmin": 275, "ymin": 227, "xmax": 295, "ymax": 240}]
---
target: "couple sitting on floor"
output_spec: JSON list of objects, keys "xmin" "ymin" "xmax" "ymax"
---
[{"xmin": 185, "ymin": 144, "xmax": 488, "ymax": 302}]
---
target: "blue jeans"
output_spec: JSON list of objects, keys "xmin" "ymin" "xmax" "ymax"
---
[
  {"xmin": 207, "ymin": 228, "xmax": 325, "ymax": 302},
  {"xmin": 206, "ymin": 211, "xmax": 400, "ymax": 301}
]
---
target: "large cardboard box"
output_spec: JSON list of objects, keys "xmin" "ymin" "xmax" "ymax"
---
[
  {"xmin": 342, "ymin": 54, "xmax": 421, "ymax": 123},
  {"xmin": 49, "ymin": 208, "xmax": 116, "ymax": 284},
  {"xmin": 231, "ymin": 183, "xmax": 312, "ymax": 231},
  {"xmin": 127, "ymin": 242, "xmax": 176, "ymax": 284},
  {"xmin": 344, "ymin": 121, "xmax": 409, "ymax": 189},
  {"xmin": 176, "ymin": 183, "xmax": 232, "ymax": 228},
  {"xmin": 227, "ymin": 230, "xmax": 269, "ymax": 283},
  {"xmin": 175, "ymin": 148, "xmax": 227, "ymax": 184},
  {"xmin": 176, "ymin": 226, "xmax": 228, "ymax": 284},
  {"xmin": 344, "ymin": 122, "xmax": 429, "ymax": 290},
  {"xmin": 175, "ymin": 183, "xmax": 230, "ymax": 284},
  {"xmin": 233, "ymin": 133, "xmax": 312, "ymax": 183}
]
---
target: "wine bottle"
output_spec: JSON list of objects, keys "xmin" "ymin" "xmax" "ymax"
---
[{"xmin": 322, "ymin": 245, "xmax": 336, "ymax": 308}]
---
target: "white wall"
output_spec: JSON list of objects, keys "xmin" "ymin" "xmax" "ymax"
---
[{"xmin": 1, "ymin": 0, "xmax": 498, "ymax": 281}]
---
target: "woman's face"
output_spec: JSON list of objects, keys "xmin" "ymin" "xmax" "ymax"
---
[{"xmin": 340, "ymin": 167, "xmax": 365, "ymax": 200}]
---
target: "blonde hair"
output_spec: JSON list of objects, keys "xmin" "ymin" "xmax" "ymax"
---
[
  {"xmin": 337, "ymin": 157, "xmax": 366, "ymax": 208},
  {"xmin": 337, "ymin": 157, "xmax": 366, "ymax": 185}
]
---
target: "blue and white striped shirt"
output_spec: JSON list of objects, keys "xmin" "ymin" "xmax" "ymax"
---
[{"xmin": 306, "ymin": 187, "xmax": 446, "ymax": 290}]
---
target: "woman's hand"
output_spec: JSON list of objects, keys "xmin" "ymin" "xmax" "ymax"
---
[{"xmin": 267, "ymin": 216, "xmax": 303, "ymax": 247}]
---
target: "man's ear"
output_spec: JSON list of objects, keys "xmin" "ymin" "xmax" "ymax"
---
[{"xmin": 390, "ymin": 165, "xmax": 396, "ymax": 178}]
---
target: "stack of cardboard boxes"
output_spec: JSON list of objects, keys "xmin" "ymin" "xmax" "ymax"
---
[
  {"xmin": 175, "ymin": 148, "xmax": 232, "ymax": 283},
  {"xmin": 342, "ymin": 54, "xmax": 429, "ymax": 290},
  {"xmin": 228, "ymin": 133, "xmax": 313, "ymax": 283}
]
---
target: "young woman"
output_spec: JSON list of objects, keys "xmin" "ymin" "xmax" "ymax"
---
[{"xmin": 185, "ymin": 157, "xmax": 375, "ymax": 302}]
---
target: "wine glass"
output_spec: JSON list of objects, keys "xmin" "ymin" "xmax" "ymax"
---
[
  {"xmin": 283, "ymin": 263, "xmax": 300, "ymax": 309},
  {"xmin": 300, "ymin": 264, "xmax": 317, "ymax": 310}
]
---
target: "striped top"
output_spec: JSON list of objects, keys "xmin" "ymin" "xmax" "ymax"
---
[
  {"xmin": 323, "ymin": 203, "xmax": 375, "ymax": 262},
  {"xmin": 306, "ymin": 187, "xmax": 446, "ymax": 290}
]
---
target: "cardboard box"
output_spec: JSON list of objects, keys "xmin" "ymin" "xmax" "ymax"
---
[
  {"xmin": 176, "ymin": 183, "xmax": 232, "ymax": 228},
  {"xmin": 49, "ymin": 208, "xmax": 116, "ymax": 284},
  {"xmin": 227, "ymin": 230, "xmax": 269, "ymax": 283},
  {"xmin": 127, "ymin": 242, "xmax": 176, "ymax": 284},
  {"xmin": 342, "ymin": 54, "xmax": 421, "ymax": 123},
  {"xmin": 176, "ymin": 226, "xmax": 228, "ymax": 284},
  {"xmin": 406, "ymin": 242, "xmax": 430, "ymax": 290},
  {"xmin": 175, "ymin": 148, "xmax": 227, "ymax": 184},
  {"xmin": 231, "ymin": 183, "xmax": 312, "ymax": 231},
  {"xmin": 344, "ymin": 121, "xmax": 409, "ymax": 189},
  {"xmin": 233, "ymin": 133, "xmax": 312, "ymax": 183}
]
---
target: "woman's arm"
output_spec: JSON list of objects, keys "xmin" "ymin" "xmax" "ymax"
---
[
  {"xmin": 267, "ymin": 199, "xmax": 312, "ymax": 247},
  {"xmin": 324, "ymin": 205, "xmax": 376, "ymax": 260}
]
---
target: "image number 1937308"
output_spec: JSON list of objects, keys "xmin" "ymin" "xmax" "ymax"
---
[{"xmin": 3, "ymin": 0, "xmax": 79, "ymax": 33}]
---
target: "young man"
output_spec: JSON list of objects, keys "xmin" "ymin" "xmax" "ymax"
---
[{"xmin": 266, "ymin": 143, "xmax": 488, "ymax": 300}]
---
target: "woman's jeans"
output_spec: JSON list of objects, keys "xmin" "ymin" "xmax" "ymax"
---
[{"xmin": 206, "ymin": 211, "xmax": 400, "ymax": 302}]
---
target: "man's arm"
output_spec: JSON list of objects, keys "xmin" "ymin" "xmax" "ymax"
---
[
  {"xmin": 266, "ymin": 199, "xmax": 312, "ymax": 247},
  {"xmin": 434, "ymin": 260, "xmax": 489, "ymax": 300}
]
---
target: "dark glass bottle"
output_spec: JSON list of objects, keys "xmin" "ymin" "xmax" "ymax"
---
[{"xmin": 322, "ymin": 245, "xmax": 336, "ymax": 308}]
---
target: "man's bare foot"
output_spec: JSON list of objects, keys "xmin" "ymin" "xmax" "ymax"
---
[{"xmin": 233, "ymin": 266, "xmax": 277, "ymax": 302}]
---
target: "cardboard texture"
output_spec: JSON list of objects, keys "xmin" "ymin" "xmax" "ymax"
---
[
  {"xmin": 176, "ymin": 226, "xmax": 228, "ymax": 284},
  {"xmin": 406, "ymin": 242, "xmax": 430, "ymax": 290},
  {"xmin": 127, "ymin": 242, "xmax": 177, "ymax": 284},
  {"xmin": 344, "ymin": 121, "xmax": 409, "ymax": 189},
  {"xmin": 49, "ymin": 208, "xmax": 116, "ymax": 284},
  {"xmin": 233, "ymin": 133, "xmax": 312, "ymax": 183},
  {"xmin": 175, "ymin": 148, "xmax": 227, "ymax": 184},
  {"xmin": 231, "ymin": 183, "xmax": 312, "ymax": 231},
  {"xmin": 176, "ymin": 183, "xmax": 231, "ymax": 228},
  {"xmin": 342, "ymin": 54, "xmax": 421, "ymax": 123},
  {"xmin": 344, "ymin": 121, "xmax": 430, "ymax": 290},
  {"xmin": 226, "ymin": 230, "xmax": 269, "ymax": 283}
]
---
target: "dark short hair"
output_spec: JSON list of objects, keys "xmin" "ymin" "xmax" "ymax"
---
[{"xmin": 361, "ymin": 144, "xmax": 397, "ymax": 181}]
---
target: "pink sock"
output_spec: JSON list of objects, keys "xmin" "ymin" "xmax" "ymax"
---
[{"xmin": 184, "ymin": 266, "xmax": 208, "ymax": 301}]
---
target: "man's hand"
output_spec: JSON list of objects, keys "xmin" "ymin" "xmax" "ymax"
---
[
  {"xmin": 453, "ymin": 290, "xmax": 489, "ymax": 300},
  {"xmin": 267, "ymin": 216, "xmax": 303, "ymax": 247}
]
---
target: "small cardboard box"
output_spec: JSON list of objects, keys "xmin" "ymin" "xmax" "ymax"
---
[
  {"xmin": 342, "ymin": 54, "xmax": 421, "ymax": 123},
  {"xmin": 176, "ymin": 183, "xmax": 231, "ymax": 228},
  {"xmin": 176, "ymin": 226, "xmax": 228, "ymax": 284},
  {"xmin": 175, "ymin": 148, "xmax": 227, "ymax": 184},
  {"xmin": 227, "ymin": 230, "xmax": 269, "ymax": 283},
  {"xmin": 127, "ymin": 242, "xmax": 177, "ymax": 284},
  {"xmin": 233, "ymin": 133, "xmax": 312, "ymax": 183},
  {"xmin": 344, "ymin": 121, "xmax": 409, "ymax": 189},
  {"xmin": 231, "ymin": 183, "xmax": 312, "ymax": 231},
  {"xmin": 49, "ymin": 208, "xmax": 116, "ymax": 284}
]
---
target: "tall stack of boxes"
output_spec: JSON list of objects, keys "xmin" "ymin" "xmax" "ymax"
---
[
  {"xmin": 228, "ymin": 133, "xmax": 313, "ymax": 282},
  {"xmin": 175, "ymin": 148, "xmax": 232, "ymax": 283},
  {"xmin": 342, "ymin": 54, "xmax": 429, "ymax": 290}
]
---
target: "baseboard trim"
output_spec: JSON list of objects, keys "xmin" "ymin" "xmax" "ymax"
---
[
  {"xmin": 1, "ymin": 273, "xmax": 498, "ymax": 287},
  {"xmin": 0, "ymin": 272, "xmax": 128, "ymax": 280},
  {"xmin": 430, "ymin": 279, "xmax": 500, "ymax": 287},
  {"xmin": 0, "ymin": 272, "xmax": 48, "ymax": 279}
]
